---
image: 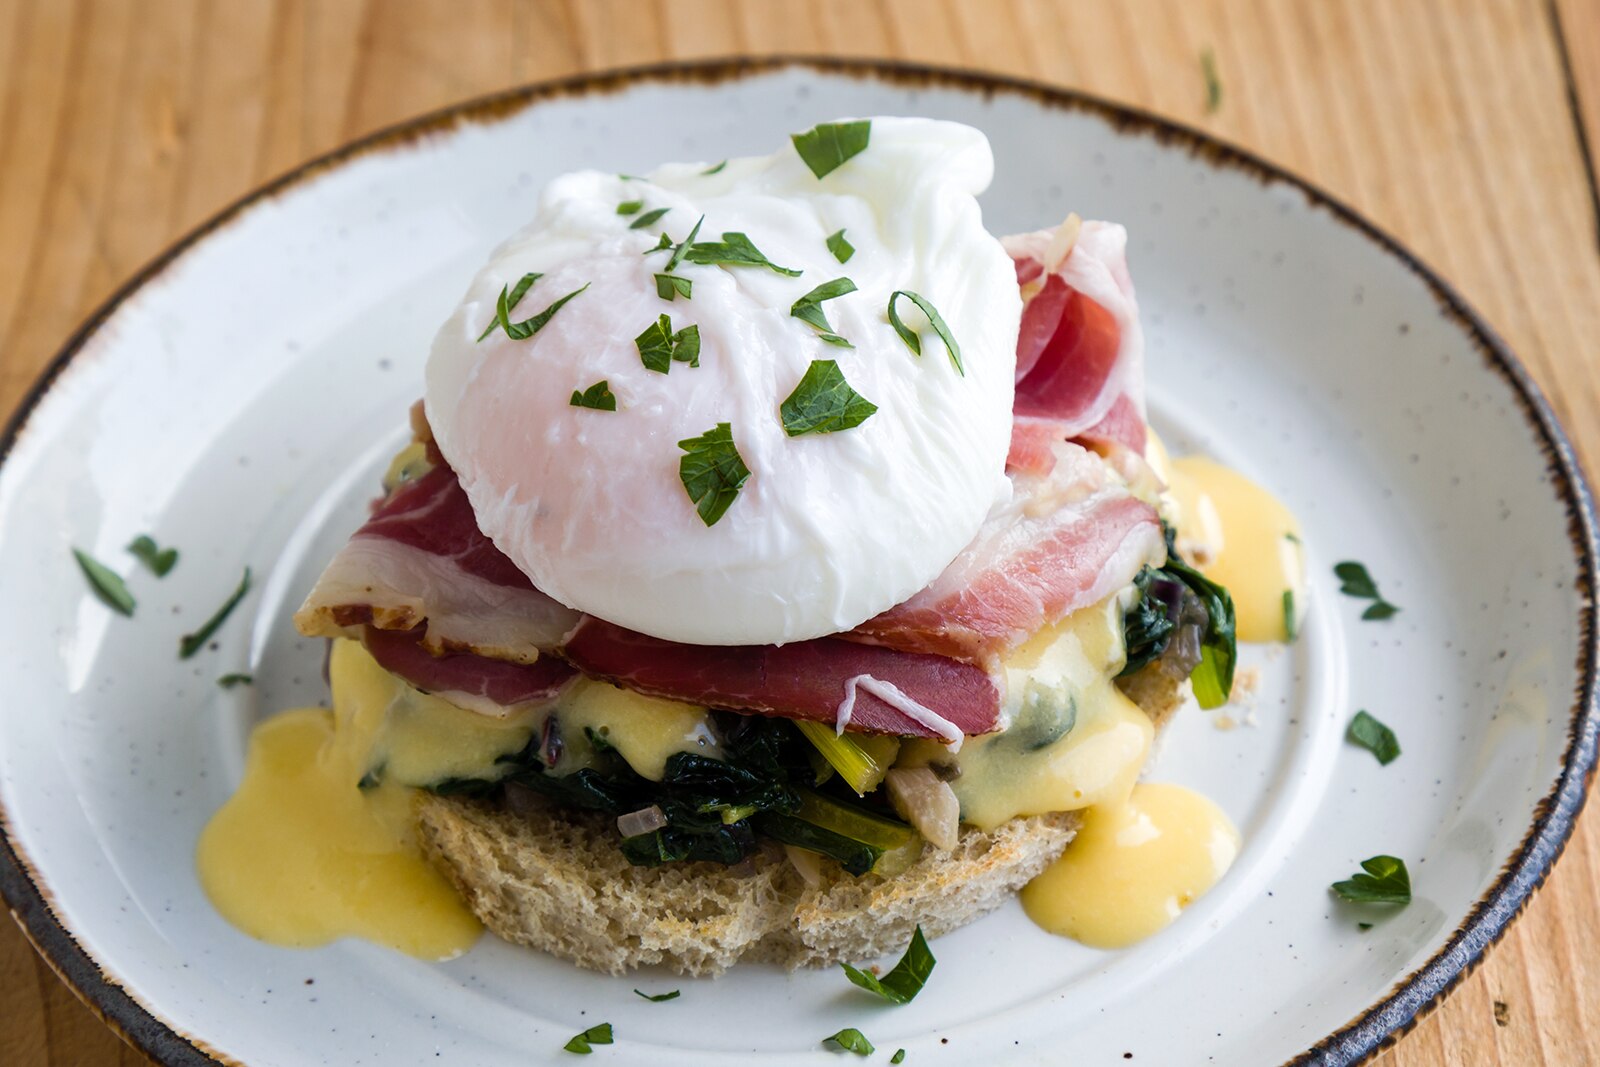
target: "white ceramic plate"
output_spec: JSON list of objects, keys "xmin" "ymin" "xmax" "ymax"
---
[{"xmin": 1, "ymin": 59, "xmax": 1595, "ymax": 1067}]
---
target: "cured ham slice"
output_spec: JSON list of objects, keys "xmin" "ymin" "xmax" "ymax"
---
[
  {"xmin": 561, "ymin": 617, "xmax": 1001, "ymax": 739},
  {"xmin": 1003, "ymin": 219, "xmax": 1147, "ymax": 471},
  {"xmin": 294, "ymin": 464, "xmax": 579, "ymax": 663},
  {"xmin": 853, "ymin": 440, "xmax": 1165, "ymax": 665},
  {"xmin": 362, "ymin": 624, "xmax": 577, "ymax": 717}
]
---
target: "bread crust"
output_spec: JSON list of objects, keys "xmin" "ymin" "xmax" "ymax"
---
[{"xmin": 416, "ymin": 665, "xmax": 1188, "ymax": 975}]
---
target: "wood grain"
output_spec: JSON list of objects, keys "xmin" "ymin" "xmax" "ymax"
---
[{"xmin": 1, "ymin": 1, "xmax": 1597, "ymax": 1063}]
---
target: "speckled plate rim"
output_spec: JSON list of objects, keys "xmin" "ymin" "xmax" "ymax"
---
[{"xmin": 0, "ymin": 55, "xmax": 1594, "ymax": 1067}]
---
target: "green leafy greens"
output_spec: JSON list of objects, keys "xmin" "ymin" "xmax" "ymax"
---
[
  {"xmin": 628, "ymin": 206, "xmax": 670, "ymax": 230},
  {"xmin": 482, "ymin": 275, "xmax": 589, "ymax": 342},
  {"xmin": 179, "ymin": 567, "xmax": 252, "ymax": 659},
  {"xmin": 826, "ymin": 228, "xmax": 855, "ymax": 263},
  {"xmin": 73, "ymin": 549, "xmax": 135, "ymax": 616},
  {"xmin": 635, "ymin": 314, "xmax": 701, "ymax": 373},
  {"xmin": 562, "ymin": 1023, "xmax": 614, "ymax": 1054},
  {"xmin": 1347, "ymin": 710, "xmax": 1401, "ymax": 765},
  {"xmin": 791, "ymin": 120, "xmax": 871, "ymax": 179},
  {"xmin": 790, "ymin": 277, "xmax": 857, "ymax": 347},
  {"xmin": 128, "ymin": 535, "xmax": 178, "ymax": 577},
  {"xmin": 823, "ymin": 1028, "xmax": 875, "ymax": 1056},
  {"xmin": 841, "ymin": 925, "xmax": 936, "ymax": 1004},
  {"xmin": 1334, "ymin": 560, "xmax": 1401, "ymax": 619},
  {"xmin": 1331, "ymin": 855, "xmax": 1411, "ymax": 905},
  {"xmin": 780, "ymin": 360, "xmax": 877, "ymax": 437},
  {"xmin": 684, "ymin": 231, "xmax": 801, "ymax": 276},
  {"xmin": 887, "ymin": 291, "xmax": 963, "ymax": 375},
  {"xmin": 678, "ymin": 423, "xmax": 750, "ymax": 526},
  {"xmin": 569, "ymin": 380, "xmax": 617, "ymax": 411},
  {"xmin": 1118, "ymin": 528, "xmax": 1237, "ymax": 709}
]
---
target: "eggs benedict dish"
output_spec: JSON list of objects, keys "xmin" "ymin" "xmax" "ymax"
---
[{"xmin": 199, "ymin": 118, "xmax": 1257, "ymax": 974}]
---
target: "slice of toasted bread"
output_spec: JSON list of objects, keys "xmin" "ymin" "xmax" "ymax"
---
[{"xmin": 416, "ymin": 666, "xmax": 1189, "ymax": 975}]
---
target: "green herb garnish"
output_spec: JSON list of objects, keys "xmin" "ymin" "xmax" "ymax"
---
[
  {"xmin": 1347, "ymin": 710, "xmax": 1401, "ymax": 765},
  {"xmin": 1282, "ymin": 589, "xmax": 1297, "ymax": 643},
  {"xmin": 891, "ymin": 1051, "xmax": 907, "ymax": 1065},
  {"xmin": 562, "ymin": 1022, "xmax": 614, "ymax": 1054},
  {"xmin": 823, "ymin": 1028, "xmax": 875, "ymax": 1056},
  {"xmin": 841, "ymin": 925, "xmax": 935, "ymax": 1004},
  {"xmin": 1331, "ymin": 855, "xmax": 1411, "ymax": 905},
  {"xmin": 1201, "ymin": 48, "xmax": 1222, "ymax": 114},
  {"xmin": 485, "ymin": 278, "xmax": 588, "ymax": 342},
  {"xmin": 628, "ymin": 207, "xmax": 669, "ymax": 230},
  {"xmin": 702, "ymin": 160, "xmax": 727, "ymax": 175},
  {"xmin": 826, "ymin": 228, "xmax": 855, "ymax": 263},
  {"xmin": 476, "ymin": 272, "xmax": 541, "ymax": 341},
  {"xmin": 1358, "ymin": 922, "xmax": 1374, "ymax": 931},
  {"xmin": 127, "ymin": 535, "xmax": 178, "ymax": 577},
  {"xmin": 684, "ymin": 231, "xmax": 800, "ymax": 276},
  {"xmin": 569, "ymin": 380, "xmax": 617, "ymax": 411},
  {"xmin": 616, "ymin": 199, "xmax": 644, "ymax": 216},
  {"xmin": 73, "ymin": 549, "xmax": 135, "ymax": 616},
  {"xmin": 781, "ymin": 360, "xmax": 877, "ymax": 437},
  {"xmin": 790, "ymin": 277, "xmax": 857, "ymax": 347},
  {"xmin": 217, "ymin": 673, "xmax": 253, "ymax": 689},
  {"xmin": 178, "ymin": 567, "xmax": 251, "ymax": 659},
  {"xmin": 635, "ymin": 315, "xmax": 700, "ymax": 373},
  {"xmin": 887, "ymin": 291, "xmax": 963, "ymax": 375},
  {"xmin": 633, "ymin": 988, "xmax": 680, "ymax": 1002},
  {"xmin": 1334, "ymin": 561, "xmax": 1401, "ymax": 619},
  {"xmin": 792, "ymin": 120, "xmax": 871, "ymax": 179},
  {"xmin": 655, "ymin": 274, "xmax": 692, "ymax": 301},
  {"xmin": 678, "ymin": 423, "xmax": 751, "ymax": 526},
  {"xmin": 1165, "ymin": 554, "xmax": 1236, "ymax": 709}
]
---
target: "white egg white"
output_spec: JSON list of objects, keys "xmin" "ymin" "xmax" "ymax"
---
[{"xmin": 425, "ymin": 117, "xmax": 1021, "ymax": 645}]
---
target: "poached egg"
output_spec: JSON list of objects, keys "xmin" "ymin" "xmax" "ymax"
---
[{"xmin": 425, "ymin": 118, "xmax": 1021, "ymax": 645}]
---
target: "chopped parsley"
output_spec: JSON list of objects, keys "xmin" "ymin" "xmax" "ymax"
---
[
  {"xmin": 1334, "ymin": 561, "xmax": 1401, "ymax": 619},
  {"xmin": 792, "ymin": 120, "xmax": 871, "ymax": 179},
  {"xmin": 475, "ymin": 272, "xmax": 541, "ymax": 341},
  {"xmin": 790, "ymin": 277, "xmax": 857, "ymax": 347},
  {"xmin": 887, "ymin": 291, "xmax": 963, "ymax": 375},
  {"xmin": 216, "ymin": 673, "xmax": 254, "ymax": 689},
  {"xmin": 678, "ymin": 423, "xmax": 751, "ymax": 527},
  {"xmin": 562, "ymin": 1022, "xmax": 614, "ymax": 1054},
  {"xmin": 781, "ymin": 360, "xmax": 878, "ymax": 437},
  {"xmin": 1347, "ymin": 710, "xmax": 1401, "ymax": 765},
  {"xmin": 1282, "ymin": 589, "xmax": 1297, "ymax": 643},
  {"xmin": 616, "ymin": 199, "xmax": 644, "ymax": 216},
  {"xmin": 1331, "ymin": 855, "xmax": 1411, "ymax": 905},
  {"xmin": 569, "ymin": 380, "xmax": 617, "ymax": 411},
  {"xmin": 179, "ymin": 567, "xmax": 252, "ymax": 659},
  {"xmin": 655, "ymin": 274, "xmax": 692, "ymax": 300},
  {"xmin": 702, "ymin": 160, "xmax": 727, "ymax": 175},
  {"xmin": 684, "ymin": 231, "xmax": 800, "ymax": 276},
  {"xmin": 823, "ymin": 1028, "xmax": 875, "ymax": 1056},
  {"xmin": 892, "ymin": 1051, "xmax": 907, "ymax": 1065},
  {"xmin": 127, "ymin": 535, "xmax": 178, "ymax": 577},
  {"xmin": 73, "ymin": 549, "xmax": 135, "ymax": 616},
  {"xmin": 826, "ymin": 228, "xmax": 855, "ymax": 263},
  {"xmin": 841, "ymin": 925, "xmax": 935, "ymax": 1004},
  {"xmin": 628, "ymin": 206, "xmax": 669, "ymax": 230},
  {"xmin": 1202, "ymin": 48, "xmax": 1222, "ymax": 114},
  {"xmin": 484, "ymin": 278, "xmax": 589, "ymax": 342},
  {"xmin": 635, "ymin": 315, "xmax": 700, "ymax": 373},
  {"xmin": 633, "ymin": 988, "xmax": 680, "ymax": 1002}
]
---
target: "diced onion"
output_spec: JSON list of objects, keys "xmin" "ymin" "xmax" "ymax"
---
[
  {"xmin": 616, "ymin": 804, "xmax": 668, "ymax": 838},
  {"xmin": 885, "ymin": 767, "xmax": 960, "ymax": 851}
]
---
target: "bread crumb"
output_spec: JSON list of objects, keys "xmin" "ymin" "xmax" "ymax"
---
[{"xmin": 1213, "ymin": 714, "xmax": 1237, "ymax": 731}]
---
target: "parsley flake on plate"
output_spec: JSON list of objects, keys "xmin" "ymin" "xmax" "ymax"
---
[
  {"xmin": 1347, "ymin": 710, "xmax": 1401, "ymax": 765},
  {"xmin": 1333, "ymin": 560, "xmax": 1401, "ymax": 619},
  {"xmin": 780, "ymin": 360, "xmax": 877, "ymax": 437},
  {"xmin": 841, "ymin": 924, "xmax": 936, "ymax": 1004},
  {"xmin": 632, "ymin": 988, "xmax": 679, "ymax": 1002},
  {"xmin": 887, "ymin": 290, "xmax": 963, "ymax": 375},
  {"xmin": 678, "ymin": 423, "xmax": 751, "ymax": 527},
  {"xmin": 73, "ymin": 548, "xmax": 135, "ymax": 617},
  {"xmin": 792, "ymin": 120, "xmax": 871, "ymax": 179},
  {"xmin": 179, "ymin": 567, "xmax": 252, "ymax": 659},
  {"xmin": 1331, "ymin": 855, "xmax": 1411, "ymax": 905},
  {"xmin": 823, "ymin": 1028, "xmax": 875, "ymax": 1056},
  {"xmin": 127, "ymin": 534, "xmax": 178, "ymax": 577},
  {"xmin": 628, "ymin": 206, "xmax": 670, "ymax": 230},
  {"xmin": 569, "ymin": 380, "xmax": 617, "ymax": 411},
  {"xmin": 635, "ymin": 315, "xmax": 700, "ymax": 373},
  {"xmin": 684, "ymin": 231, "xmax": 801, "ymax": 276},
  {"xmin": 562, "ymin": 1022, "xmax": 614, "ymax": 1054},
  {"xmin": 790, "ymin": 277, "xmax": 857, "ymax": 347},
  {"xmin": 826, "ymin": 228, "xmax": 855, "ymax": 264},
  {"xmin": 475, "ymin": 272, "xmax": 541, "ymax": 341}
]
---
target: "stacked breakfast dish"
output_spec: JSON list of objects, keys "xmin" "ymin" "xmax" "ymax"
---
[{"xmin": 199, "ymin": 117, "xmax": 1304, "ymax": 973}]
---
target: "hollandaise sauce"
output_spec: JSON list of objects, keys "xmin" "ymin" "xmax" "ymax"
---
[
  {"xmin": 197, "ymin": 641, "xmax": 486, "ymax": 958},
  {"xmin": 1165, "ymin": 455, "xmax": 1306, "ymax": 643},
  {"xmin": 1021, "ymin": 783, "xmax": 1240, "ymax": 947}
]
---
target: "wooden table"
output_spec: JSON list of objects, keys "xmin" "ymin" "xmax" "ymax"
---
[{"xmin": 2, "ymin": 1, "xmax": 1598, "ymax": 1063}]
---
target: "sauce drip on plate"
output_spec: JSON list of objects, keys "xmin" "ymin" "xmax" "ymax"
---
[
  {"xmin": 196, "ymin": 641, "xmax": 481, "ymax": 959},
  {"xmin": 1021, "ymin": 782, "xmax": 1240, "ymax": 947}
]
